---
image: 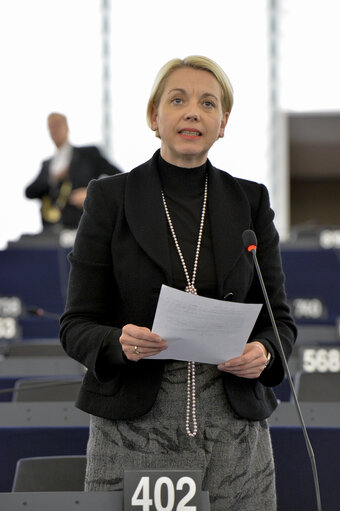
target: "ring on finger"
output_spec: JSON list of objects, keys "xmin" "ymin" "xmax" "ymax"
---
[{"xmin": 134, "ymin": 345, "xmax": 140, "ymax": 355}]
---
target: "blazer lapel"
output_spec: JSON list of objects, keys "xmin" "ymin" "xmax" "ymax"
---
[
  {"xmin": 207, "ymin": 162, "xmax": 252, "ymax": 297},
  {"xmin": 125, "ymin": 151, "xmax": 172, "ymax": 282},
  {"xmin": 125, "ymin": 152, "xmax": 252, "ymax": 295}
]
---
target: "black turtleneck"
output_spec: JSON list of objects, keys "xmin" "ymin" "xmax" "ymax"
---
[{"xmin": 158, "ymin": 155, "xmax": 218, "ymax": 298}]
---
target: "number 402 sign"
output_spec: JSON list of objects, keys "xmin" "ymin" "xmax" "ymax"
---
[{"xmin": 124, "ymin": 470, "xmax": 204, "ymax": 511}]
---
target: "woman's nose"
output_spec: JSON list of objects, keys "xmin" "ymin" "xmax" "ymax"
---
[{"xmin": 184, "ymin": 112, "xmax": 199, "ymax": 121}]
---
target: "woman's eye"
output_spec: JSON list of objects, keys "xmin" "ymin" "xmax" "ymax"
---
[
  {"xmin": 172, "ymin": 98, "xmax": 183, "ymax": 104},
  {"xmin": 203, "ymin": 100, "xmax": 214, "ymax": 108}
]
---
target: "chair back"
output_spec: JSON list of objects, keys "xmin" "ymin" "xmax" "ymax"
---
[
  {"xmin": 12, "ymin": 377, "xmax": 81, "ymax": 402},
  {"xmin": 294, "ymin": 371, "xmax": 340, "ymax": 401},
  {"xmin": 12, "ymin": 455, "xmax": 87, "ymax": 492}
]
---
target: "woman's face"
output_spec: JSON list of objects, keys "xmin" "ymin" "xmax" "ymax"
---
[{"xmin": 151, "ymin": 67, "xmax": 229, "ymax": 168}]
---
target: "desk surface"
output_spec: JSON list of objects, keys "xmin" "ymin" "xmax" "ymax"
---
[
  {"xmin": 0, "ymin": 490, "xmax": 211, "ymax": 511},
  {"xmin": 0, "ymin": 491, "xmax": 123, "ymax": 511},
  {"xmin": 0, "ymin": 400, "xmax": 339, "ymax": 428},
  {"xmin": 0, "ymin": 402, "xmax": 89, "ymax": 426},
  {"xmin": 269, "ymin": 401, "xmax": 340, "ymax": 427},
  {"xmin": 0, "ymin": 357, "xmax": 84, "ymax": 377},
  {"xmin": 1, "ymin": 339, "xmax": 67, "ymax": 357}
]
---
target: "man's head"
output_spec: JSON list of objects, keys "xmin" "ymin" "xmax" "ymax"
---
[{"xmin": 47, "ymin": 112, "xmax": 69, "ymax": 148}]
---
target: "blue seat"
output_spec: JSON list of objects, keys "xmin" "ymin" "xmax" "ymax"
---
[
  {"xmin": 12, "ymin": 376, "xmax": 81, "ymax": 402},
  {"xmin": 0, "ymin": 426, "xmax": 89, "ymax": 492},
  {"xmin": 294, "ymin": 371, "xmax": 340, "ymax": 402}
]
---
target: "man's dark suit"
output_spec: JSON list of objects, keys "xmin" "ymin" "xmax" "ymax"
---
[
  {"xmin": 60, "ymin": 150, "xmax": 296, "ymax": 422},
  {"xmin": 25, "ymin": 145, "xmax": 121, "ymax": 228}
]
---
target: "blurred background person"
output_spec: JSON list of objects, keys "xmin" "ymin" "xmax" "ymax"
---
[{"xmin": 25, "ymin": 112, "xmax": 121, "ymax": 230}]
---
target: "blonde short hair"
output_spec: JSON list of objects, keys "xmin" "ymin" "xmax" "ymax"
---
[{"xmin": 146, "ymin": 55, "xmax": 233, "ymax": 135}]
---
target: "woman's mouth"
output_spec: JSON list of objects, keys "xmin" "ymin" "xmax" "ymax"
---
[{"xmin": 179, "ymin": 130, "xmax": 202, "ymax": 137}]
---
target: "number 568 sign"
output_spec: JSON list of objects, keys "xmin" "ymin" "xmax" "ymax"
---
[{"xmin": 124, "ymin": 470, "xmax": 203, "ymax": 511}]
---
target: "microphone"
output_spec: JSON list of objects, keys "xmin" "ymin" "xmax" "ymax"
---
[
  {"xmin": 26, "ymin": 306, "xmax": 60, "ymax": 321},
  {"xmin": 242, "ymin": 229, "xmax": 322, "ymax": 511}
]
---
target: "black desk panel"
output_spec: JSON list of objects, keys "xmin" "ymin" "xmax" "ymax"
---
[
  {"xmin": 0, "ymin": 426, "xmax": 89, "ymax": 492},
  {"xmin": 0, "ymin": 420, "xmax": 339, "ymax": 510},
  {"xmin": 281, "ymin": 246, "xmax": 340, "ymax": 327},
  {"xmin": 0, "ymin": 247, "xmax": 69, "ymax": 312},
  {"xmin": 0, "ymin": 246, "xmax": 69, "ymax": 338},
  {"xmin": 1, "ymin": 243, "xmax": 339, "ymax": 338}
]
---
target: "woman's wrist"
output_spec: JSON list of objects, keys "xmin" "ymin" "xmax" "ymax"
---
[{"xmin": 251, "ymin": 340, "xmax": 272, "ymax": 367}]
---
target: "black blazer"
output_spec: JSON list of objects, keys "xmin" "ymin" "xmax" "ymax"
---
[
  {"xmin": 25, "ymin": 145, "xmax": 121, "ymax": 228},
  {"xmin": 60, "ymin": 150, "xmax": 296, "ymax": 421}
]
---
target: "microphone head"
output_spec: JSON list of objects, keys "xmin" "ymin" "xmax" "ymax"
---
[
  {"xmin": 242, "ymin": 229, "xmax": 257, "ymax": 252},
  {"xmin": 26, "ymin": 307, "xmax": 44, "ymax": 317}
]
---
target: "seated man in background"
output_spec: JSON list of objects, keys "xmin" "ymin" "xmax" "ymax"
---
[{"xmin": 25, "ymin": 112, "xmax": 121, "ymax": 230}]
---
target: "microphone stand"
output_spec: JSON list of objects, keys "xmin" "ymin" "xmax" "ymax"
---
[{"xmin": 247, "ymin": 240, "xmax": 322, "ymax": 511}]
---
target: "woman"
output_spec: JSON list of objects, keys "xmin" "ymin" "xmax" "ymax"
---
[{"xmin": 60, "ymin": 55, "xmax": 296, "ymax": 510}]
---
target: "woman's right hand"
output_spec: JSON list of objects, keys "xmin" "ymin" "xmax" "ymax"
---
[{"xmin": 119, "ymin": 324, "xmax": 168, "ymax": 361}]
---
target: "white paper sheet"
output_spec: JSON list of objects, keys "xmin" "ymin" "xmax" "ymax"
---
[{"xmin": 150, "ymin": 285, "xmax": 262, "ymax": 365}]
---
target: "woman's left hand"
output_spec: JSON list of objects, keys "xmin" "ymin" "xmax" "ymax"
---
[{"xmin": 217, "ymin": 342, "xmax": 268, "ymax": 379}]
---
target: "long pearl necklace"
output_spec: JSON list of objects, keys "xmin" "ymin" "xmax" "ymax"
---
[{"xmin": 161, "ymin": 174, "xmax": 208, "ymax": 437}]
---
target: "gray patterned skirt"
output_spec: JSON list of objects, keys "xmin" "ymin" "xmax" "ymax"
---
[{"xmin": 85, "ymin": 361, "xmax": 276, "ymax": 511}]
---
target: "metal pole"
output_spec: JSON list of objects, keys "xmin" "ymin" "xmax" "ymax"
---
[
  {"xmin": 268, "ymin": 0, "xmax": 279, "ymax": 205},
  {"xmin": 101, "ymin": 0, "xmax": 112, "ymax": 158},
  {"xmin": 268, "ymin": 0, "xmax": 290, "ymax": 238}
]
